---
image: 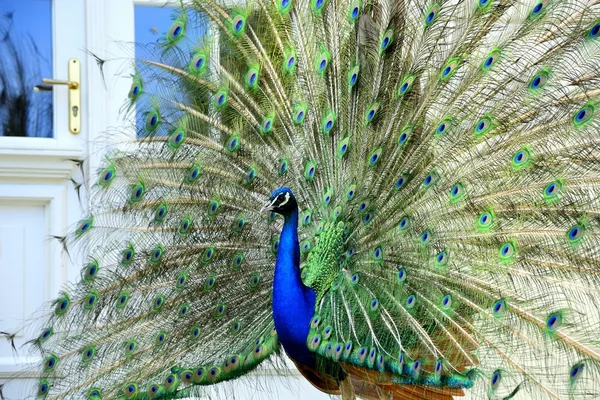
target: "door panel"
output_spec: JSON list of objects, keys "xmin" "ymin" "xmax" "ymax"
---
[{"xmin": 0, "ymin": 204, "xmax": 47, "ymax": 334}]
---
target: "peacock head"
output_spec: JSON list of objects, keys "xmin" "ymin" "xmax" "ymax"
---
[{"xmin": 261, "ymin": 187, "xmax": 297, "ymax": 216}]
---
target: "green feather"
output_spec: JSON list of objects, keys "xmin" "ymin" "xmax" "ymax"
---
[{"xmin": 26, "ymin": 1, "xmax": 600, "ymax": 399}]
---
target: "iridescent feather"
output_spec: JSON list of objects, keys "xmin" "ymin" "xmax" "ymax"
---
[{"xmin": 17, "ymin": 0, "xmax": 600, "ymax": 399}]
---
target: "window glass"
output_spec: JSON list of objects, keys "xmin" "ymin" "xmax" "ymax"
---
[{"xmin": 0, "ymin": 0, "xmax": 53, "ymax": 137}]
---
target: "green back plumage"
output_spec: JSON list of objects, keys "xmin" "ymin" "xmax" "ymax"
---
[{"xmin": 21, "ymin": 0, "xmax": 600, "ymax": 398}]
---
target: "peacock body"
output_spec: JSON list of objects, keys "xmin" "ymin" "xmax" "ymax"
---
[{"xmin": 18, "ymin": 0, "xmax": 600, "ymax": 398}]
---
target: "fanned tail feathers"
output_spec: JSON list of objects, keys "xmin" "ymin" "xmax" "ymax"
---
[{"xmin": 21, "ymin": 0, "xmax": 600, "ymax": 399}]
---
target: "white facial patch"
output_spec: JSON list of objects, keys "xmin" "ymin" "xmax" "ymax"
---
[{"xmin": 279, "ymin": 192, "xmax": 291, "ymax": 207}]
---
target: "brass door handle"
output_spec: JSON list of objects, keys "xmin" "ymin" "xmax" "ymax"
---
[
  {"xmin": 35, "ymin": 58, "xmax": 81, "ymax": 134},
  {"xmin": 42, "ymin": 78, "xmax": 79, "ymax": 90}
]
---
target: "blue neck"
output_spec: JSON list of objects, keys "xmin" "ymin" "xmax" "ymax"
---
[{"xmin": 272, "ymin": 208, "xmax": 316, "ymax": 366}]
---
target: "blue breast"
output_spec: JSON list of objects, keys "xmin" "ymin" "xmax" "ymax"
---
[{"xmin": 272, "ymin": 209, "xmax": 317, "ymax": 366}]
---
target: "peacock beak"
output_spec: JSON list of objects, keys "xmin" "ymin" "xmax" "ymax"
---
[{"xmin": 261, "ymin": 198, "xmax": 277, "ymax": 213}]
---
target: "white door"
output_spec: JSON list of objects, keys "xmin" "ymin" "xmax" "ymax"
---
[
  {"xmin": 0, "ymin": 0, "xmax": 94, "ymax": 396},
  {"xmin": 0, "ymin": 1, "xmax": 327, "ymax": 398}
]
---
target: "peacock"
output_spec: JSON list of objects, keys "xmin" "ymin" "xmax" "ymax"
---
[{"xmin": 16, "ymin": 0, "xmax": 600, "ymax": 398}]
